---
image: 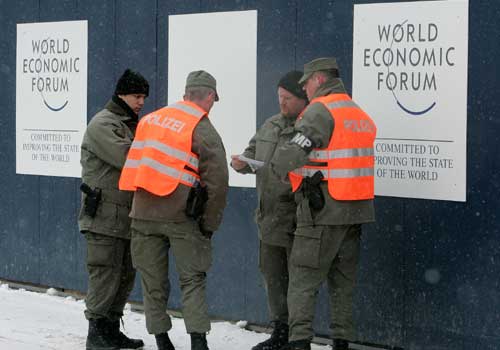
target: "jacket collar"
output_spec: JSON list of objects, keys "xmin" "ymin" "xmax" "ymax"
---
[
  {"xmin": 270, "ymin": 113, "xmax": 297, "ymax": 131},
  {"xmin": 105, "ymin": 95, "xmax": 138, "ymax": 122},
  {"xmin": 312, "ymin": 78, "xmax": 347, "ymax": 99}
]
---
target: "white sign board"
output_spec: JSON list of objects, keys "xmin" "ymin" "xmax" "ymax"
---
[
  {"xmin": 16, "ymin": 20, "xmax": 87, "ymax": 178},
  {"xmin": 168, "ymin": 10, "xmax": 257, "ymax": 187},
  {"xmin": 352, "ymin": 1, "xmax": 468, "ymax": 201}
]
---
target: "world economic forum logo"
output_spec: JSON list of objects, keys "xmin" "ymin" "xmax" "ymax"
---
[
  {"xmin": 22, "ymin": 37, "xmax": 81, "ymax": 112},
  {"xmin": 363, "ymin": 20, "xmax": 456, "ymax": 116}
]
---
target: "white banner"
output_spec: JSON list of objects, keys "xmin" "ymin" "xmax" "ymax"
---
[
  {"xmin": 352, "ymin": 0, "xmax": 468, "ymax": 201},
  {"xmin": 168, "ymin": 10, "xmax": 257, "ymax": 187},
  {"xmin": 16, "ymin": 20, "xmax": 87, "ymax": 178}
]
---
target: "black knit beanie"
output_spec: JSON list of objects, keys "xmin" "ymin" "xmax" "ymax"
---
[
  {"xmin": 115, "ymin": 69, "xmax": 149, "ymax": 97},
  {"xmin": 277, "ymin": 70, "xmax": 308, "ymax": 101}
]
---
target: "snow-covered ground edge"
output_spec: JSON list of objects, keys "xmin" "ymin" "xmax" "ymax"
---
[{"xmin": 0, "ymin": 281, "xmax": 329, "ymax": 350}]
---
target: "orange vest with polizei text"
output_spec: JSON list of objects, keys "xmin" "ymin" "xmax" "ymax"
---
[
  {"xmin": 119, "ymin": 101, "xmax": 206, "ymax": 196},
  {"xmin": 289, "ymin": 93, "xmax": 377, "ymax": 200}
]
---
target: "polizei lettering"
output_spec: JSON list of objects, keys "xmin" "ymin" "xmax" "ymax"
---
[
  {"xmin": 344, "ymin": 119, "xmax": 375, "ymax": 133},
  {"xmin": 144, "ymin": 114, "xmax": 186, "ymax": 133}
]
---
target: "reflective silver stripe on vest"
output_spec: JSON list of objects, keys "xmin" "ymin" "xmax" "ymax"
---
[
  {"xmin": 131, "ymin": 140, "xmax": 199, "ymax": 169},
  {"xmin": 309, "ymin": 147, "xmax": 374, "ymax": 160},
  {"xmin": 124, "ymin": 157, "xmax": 198, "ymax": 185},
  {"xmin": 123, "ymin": 159, "xmax": 140, "ymax": 169},
  {"xmin": 170, "ymin": 102, "xmax": 205, "ymax": 119},
  {"xmin": 329, "ymin": 167, "xmax": 374, "ymax": 178},
  {"xmin": 292, "ymin": 168, "xmax": 328, "ymax": 178},
  {"xmin": 326, "ymin": 100, "xmax": 359, "ymax": 110},
  {"xmin": 293, "ymin": 167, "xmax": 373, "ymax": 178}
]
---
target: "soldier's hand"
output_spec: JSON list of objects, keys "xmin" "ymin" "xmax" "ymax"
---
[
  {"xmin": 230, "ymin": 154, "xmax": 248, "ymax": 170},
  {"xmin": 198, "ymin": 219, "xmax": 213, "ymax": 239},
  {"xmin": 201, "ymin": 229, "xmax": 213, "ymax": 239}
]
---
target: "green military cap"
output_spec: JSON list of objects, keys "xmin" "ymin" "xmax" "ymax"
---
[
  {"xmin": 298, "ymin": 57, "xmax": 339, "ymax": 85},
  {"xmin": 186, "ymin": 70, "xmax": 219, "ymax": 101}
]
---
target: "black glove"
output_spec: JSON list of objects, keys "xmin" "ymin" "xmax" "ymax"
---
[
  {"xmin": 80, "ymin": 183, "xmax": 102, "ymax": 218},
  {"xmin": 303, "ymin": 171, "xmax": 325, "ymax": 211},
  {"xmin": 185, "ymin": 183, "xmax": 208, "ymax": 220},
  {"xmin": 200, "ymin": 228, "xmax": 213, "ymax": 239},
  {"xmin": 198, "ymin": 219, "xmax": 213, "ymax": 239}
]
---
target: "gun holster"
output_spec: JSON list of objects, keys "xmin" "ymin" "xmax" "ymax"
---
[
  {"xmin": 80, "ymin": 183, "xmax": 102, "ymax": 218},
  {"xmin": 185, "ymin": 183, "xmax": 208, "ymax": 220},
  {"xmin": 302, "ymin": 171, "xmax": 325, "ymax": 211}
]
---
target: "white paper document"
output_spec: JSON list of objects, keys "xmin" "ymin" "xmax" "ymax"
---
[{"xmin": 238, "ymin": 155, "xmax": 264, "ymax": 171}]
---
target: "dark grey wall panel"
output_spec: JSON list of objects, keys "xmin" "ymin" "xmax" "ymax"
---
[
  {"xmin": 252, "ymin": 0, "xmax": 297, "ymax": 125},
  {"xmin": 1, "ymin": 1, "xmax": 499, "ymax": 349},
  {"xmin": 0, "ymin": 0, "xmax": 41, "ymax": 285},
  {"xmin": 115, "ymin": 0, "xmax": 157, "ymax": 115},
  {"xmin": 35, "ymin": 0, "xmax": 80, "ymax": 291}
]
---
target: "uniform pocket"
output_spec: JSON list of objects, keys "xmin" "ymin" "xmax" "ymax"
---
[
  {"xmin": 173, "ymin": 221, "xmax": 213, "ymax": 273},
  {"xmin": 290, "ymin": 226, "xmax": 323, "ymax": 269},
  {"xmin": 95, "ymin": 201, "xmax": 131, "ymax": 233},
  {"xmin": 95, "ymin": 201, "xmax": 118, "ymax": 229},
  {"xmin": 255, "ymin": 130, "xmax": 278, "ymax": 163},
  {"xmin": 86, "ymin": 235, "xmax": 117, "ymax": 267},
  {"xmin": 273, "ymin": 202, "xmax": 297, "ymax": 233}
]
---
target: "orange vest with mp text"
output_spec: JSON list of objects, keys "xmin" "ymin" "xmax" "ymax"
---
[
  {"xmin": 289, "ymin": 93, "xmax": 377, "ymax": 200},
  {"xmin": 119, "ymin": 101, "xmax": 206, "ymax": 196}
]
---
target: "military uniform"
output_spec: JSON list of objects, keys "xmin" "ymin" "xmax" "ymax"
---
[
  {"xmin": 129, "ymin": 116, "xmax": 228, "ymax": 335},
  {"xmin": 271, "ymin": 67, "xmax": 375, "ymax": 346},
  {"xmin": 233, "ymin": 71, "xmax": 309, "ymax": 350},
  {"xmin": 121, "ymin": 71, "xmax": 228, "ymax": 350},
  {"xmin": 237, "ymin": 113, "xmax": 297, "ymax": 324},
  {"xmin": 79, "ymin": 96, "xmax": 137, "ymax": 322},
  {"xmin": 79, "ymin": 68, "xmax": 149, "ymax": 350}
]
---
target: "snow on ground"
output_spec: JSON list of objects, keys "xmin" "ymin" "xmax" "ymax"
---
[{"xmin": 0, "ymin": 283, "xmax": 328, "ymax": 350}]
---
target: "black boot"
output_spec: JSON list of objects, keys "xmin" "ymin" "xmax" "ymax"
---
[
  {"xmin": 190, "ymin": 333, "xmax": 209, "ymax": 350},
  {"xmin": 155, "ymin": 333, "xmax": 175, "ymax": 350},
  {"xmin": 107, "ymin": 319, "xmax": 144, "ymax": 349},
  {"xmin": 278, "ymin": 339, "xmax": 311, "ymax": 350},
  {"xmin": 86, "ymin": 318, "xmax": 118, "ymax": 350},
  {"xmin": 332, "ymin": 338, "xmax": 349, "ymax": 350},
  {"xmin": 252, "ymin": 321, "xmax": 289, "ymax": 350}
]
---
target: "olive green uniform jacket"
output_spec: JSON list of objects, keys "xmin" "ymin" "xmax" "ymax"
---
[
  {"xmin": 270, "ymin": 79, "xmax": 375, "ymax": 226},
  {"xmin": 270, "ymin": 78, "xmax": 373, "ymax": 342},
  {"xmin": 78, "ymin": 99, "xmax": 136, "ymax": 238},
  {"xmin": 236, "ymin": 113, "xmax": 296, "ymax": 247}
]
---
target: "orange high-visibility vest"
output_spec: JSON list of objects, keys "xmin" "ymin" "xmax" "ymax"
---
[
  {"xmin": 289, "ymin": 93, "xmax": 377, "ymax": 200},
  {"xmin": 119, "ymin": 101, "xmax": 206, "ymax": 196}
]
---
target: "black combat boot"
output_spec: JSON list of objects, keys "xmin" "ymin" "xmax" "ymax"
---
[
  {"xmin": 107, "ymin": 319, "xmax": 144, "ymax": 349},
  {"xmin": 278, "ymin": 339, "xmax": 311, "ymax": 350},
  {"xmin": 252, "ymin": 321, "xmax": 289, "ymax": 350},
  {"xmin": 86, "ymin": 318, "xmax": 118, "ymax": 350},
  {"xmin": 190, "ymin": 333, "xmax": 209, "ymax": 350},
  {"xmin": 155, "ymin": 333, "xmax": 175, "ymax": 350},
  {"xmin": 332, "ymin": 338, "xmax": 349, "ymax": 350}
]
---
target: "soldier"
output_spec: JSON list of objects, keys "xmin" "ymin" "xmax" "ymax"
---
[
  {"xmin": 119, "ymin": 70, "xmax": 228, "ymax": 350},
  {"xmin": 231, "ymin": 71, "xmax": 308, "ymax": 350},
  {"xmin": 270, "ymin": 58, "xmax": 377, "ymax": 350},
  {"xmin": 79, "ymin": 69, "xmax": 149, "ymax": 350}
]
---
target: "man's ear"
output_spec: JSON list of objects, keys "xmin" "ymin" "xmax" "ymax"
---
[{"xmin": 316, "ymin": 74, "xmax": 326, "ymax": 86}]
